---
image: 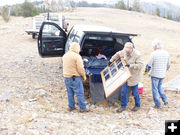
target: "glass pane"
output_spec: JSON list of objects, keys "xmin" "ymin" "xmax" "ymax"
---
[
  {"xmin": 110, "ymin": 63, "xmax": 115, "ymax": 70},
  {"xmin": 49, "ymin": 15, "xmax": 59, "ymax": 21},
  {"xmin": 105, "ymin": 74, "xmax": 110, "ymax": 81},
  {"xmin": 73, "ymin": 35, "xmax": 80, "ymax": 42},
  {"xmin": 103, "ymin": 69, "xmax": 109, "ymax": 76},
  {"xmin": 116, "ymin": 59, "xmax": 121, "ymax": 64},
  {"xmin": 111, "ymin": 68, "xmax": 117, "ymax": 76},
  {"xmin": 42, "ymin": 24, "xmax": 60, "ymax": 37},
  {"xmin": 117, "ymin": 62, "xmax": 123, "ymax": 69},
  {"xmin": 116, "ymin": 38, "xmax": 123, "ymax": 44},
  {"xmin": 69, "ymin": 29, "xmax": 76, "ymax": 40}
]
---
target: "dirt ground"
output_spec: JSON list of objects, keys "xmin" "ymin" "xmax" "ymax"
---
[{"xmin": 0, "ymin": 7, "xmax": 180, "ymax": 135}]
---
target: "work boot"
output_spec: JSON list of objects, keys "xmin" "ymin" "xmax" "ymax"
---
[
  {"xmin": 116, "ymin": 108, "xmax": 126, "ymax": 113},
  {"xmin": 79, "ymin": 108, "xmax": 90, "ymax": 113},
  {"xmin": 68, "ymin": 107, "xmax": 76, "ymax": 112},
  {"xmin": 164, "ymin": 101, "xmax": 168, "ymax": 105},
  {"xmin": 132, "ymin": 106, "xmax": 140, "ymax": 112},
  {"xmin": 154, "ymin": 105, "xmax": 162, "ymax": 109}
]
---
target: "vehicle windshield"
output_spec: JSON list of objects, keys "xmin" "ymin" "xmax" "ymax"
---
[{"xmin": 65, "ymin": 29, "xmax": 84, "ymax": 53}]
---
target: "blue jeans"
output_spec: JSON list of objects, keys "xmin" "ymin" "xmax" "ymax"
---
[
  {"xmin": 121, "ymin": 82, "xmax": 140, "ymax": 108},
  {"xmin": 151, "ymin": 77, "xmax": 168, "ymax": 107},
  {"xmin": 64, "ymin": 77, "xmax": 86, "ymax": 109}
]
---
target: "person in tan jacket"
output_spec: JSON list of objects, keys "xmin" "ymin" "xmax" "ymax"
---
[
  {"xmin": 63, "ymin": 42, "xmax": 89, "ymax": 112},
  {"xmin": 109, "ymin": 42, "xmax": 144, "ymax": 112}
]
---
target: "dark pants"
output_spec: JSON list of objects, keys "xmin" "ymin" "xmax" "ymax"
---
[
  {"xmin": 64, "ymin": 77, "xmax": 86, "ymax": 109},
  {"xmin": 121, "ymin": 82, "xmax": 140, "ymax": 108},
  {"xmin": 151, "ymin": 77, "xmax": 168, "ymax": 107}
]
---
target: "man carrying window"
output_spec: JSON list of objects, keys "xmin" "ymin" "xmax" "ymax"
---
[{"xmin": 109, "ymin": 42, "xmax": 144, "ymax": 112}]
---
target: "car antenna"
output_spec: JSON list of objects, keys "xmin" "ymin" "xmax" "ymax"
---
[{"xmin": 47, "ymin": 12, "xmax": 49, "ymax": 20}]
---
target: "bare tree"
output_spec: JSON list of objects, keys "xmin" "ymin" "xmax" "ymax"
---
[
  {"xmin": 44, "ymin": 0, "xmax": 50, "ymax": 11},
  {"xmin": 133, "ymin": 0, "xmax": 141, "ymax": 12},
  {"xmin": 1, "ymin": 6, "xmax": 10, "ymax": 22},
  {"xmin": 51, "ymin": 0, "xmax": 58, "ymax": 11},
  {"xmin": 156, "ymin": 8, "xmax": 160, "ymax": 17},
  {"xmin": 115, "ymin": 0, "xmax": 127, "ymax": 10},
  {"xmin": 167, "ymin": 11, "xmax": 172, "ymax": 20},
  {"xmin": 58, "ymin": 0, "xmax": 64, "ymax": 11},
  {"xmin": 65, "ymin": 0, "xmax": 73, "ymax": 10}
]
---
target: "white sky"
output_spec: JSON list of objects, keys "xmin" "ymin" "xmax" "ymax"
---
[
  {"xmin": 0, "ymin": 0, "xmax": 42, "ymax": 6},
  {"xmin": 0, "ymin": 0, "xmax": 180, "ymax": 6},
  {"xmin": 143, "ymin": 0, "xmax": 180, "ymax": 5}
]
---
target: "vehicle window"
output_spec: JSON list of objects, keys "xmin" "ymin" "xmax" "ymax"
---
[
  {"xmin": 80, "ymin": 34, "xmax": 115, "ymax": 57},
  {"xmin": 69, "ymin": 29, "xmax": 76, "ymax": 40},
  {"xmin": 65, "ymin": 39, "xmax": 72, "ymax": 53},
  {"xmin": 116, "ymin": 38, "xmax": 123, "ymax": 44},
  {"xmin": 65, "ymin": 30, "xmax": 84, "ymax": 53},
  {"xmin": 116, "ymin": 37, "xmax": 130, "ymax": 45},
  {"xmin": 72, "ymin": 31, "xmax": 83, "ymax": 43},
  {"xmin": 65, "ymin": 30, "xmax": 76, "ymax": 53},
  {"xmin": 42, "ymin": 24, "xmax": 60, "ymax": 37},
  {"xmin": 114, "ymin": 36, "xmax": 131, "ymax": 52},
  {"xmin": 73, "ymin": 35, "xmax": 80, "ymax": 42},
  {"xmin": 86, "ymin": 36, "xmax": 113, "ymax": 41},
  {"xmin": 49, "ymin": 15, "xmax": 59, "ymax": 21}
]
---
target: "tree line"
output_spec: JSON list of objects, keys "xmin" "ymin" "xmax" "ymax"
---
[
  {"xmin": 0, "ymin": 1, "xmax": 45, "ymax": 22},
  {"xmin": 1, "ymin": 0, "xmax": 180, "ymax": 23},
  {"xmin": 115, "ymin": 0, "xmax": 180, "ymax": 22}
]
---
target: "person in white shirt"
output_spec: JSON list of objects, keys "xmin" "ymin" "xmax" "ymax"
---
[{"xmin": 145, "ymin": 40, "xmax": 170, "ymax": 108}]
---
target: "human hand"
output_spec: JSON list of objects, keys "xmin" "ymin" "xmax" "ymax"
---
[
  {"xmin": 83, "ymin": 75, "xmax": 86, "ymax": 81},
  {"xmin": 143, "ymin": 71, "xmax": 147, "ymax": 75},
  {"xmin": 125, "ymin": 64, "xmax": 130, "ymax": 68},
  {"xmin": 108, "ymin": 61, "xmax": 112, "ymax": 66}
]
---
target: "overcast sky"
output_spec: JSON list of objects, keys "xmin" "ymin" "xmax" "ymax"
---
[
  {"xmin": 0, "ymin": 0, "xmax": 41, "ymax": 6},
  {"xmin": 1, "ymin": 0, "xmax": 180, "ymax": 6}
]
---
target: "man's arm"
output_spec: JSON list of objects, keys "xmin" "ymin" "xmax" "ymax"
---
[
  {"xmin": 144, "ymin": 64, "xmax": 151, "ymax": 73},
  {"xmin": 76, "ymin": 55, "xmax": 86, "ymax": 78},
  {"xmin": 129, "ymin": 53, "xmax": 144, "ymax": 70},
  {"xmin": 143, "ymin": 53, "xmax": 154, "ymax": 74},
  {"xmin": 147, "ymin": 53, "xmax": 154, "ymax": 68},
  {"xmin": 109, "ymin": 50, "xmax": 124, "ymax": 63}
]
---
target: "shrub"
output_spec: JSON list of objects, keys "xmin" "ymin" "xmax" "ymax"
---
[
  {"xmin": 115, "ymin": 0, "xmax": 127, "ymax": 10},
  {"xmin": 133, "ymin": 0, "xmax": 141, "ymax": 12},
  {"xmin": 21, "ymin": 1, "xmax": 39, "ymax": 17},
  {"xmin": 156, "ymin": 8, "xmax": 160, "ymax": 17},
  {"xmin": 1, "ymin": 6, "xmax": 10, "ymax": 22},
  {"xmin": 10, "ymin": 5, "xmax": 22, "ymax": 16}
]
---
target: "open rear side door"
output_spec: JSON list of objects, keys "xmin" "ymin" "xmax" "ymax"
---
[{"xmin": 38, "ymin": 22, "xmax": 67, "ymax": 57}]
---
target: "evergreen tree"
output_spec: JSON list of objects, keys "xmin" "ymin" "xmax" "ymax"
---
[
  {"xmin": 115, "ymin": 0, "xmax": 127, "ymax": 10},
  {"xmin": 1, "ymin": 6, "xmax": 10, "ymax": 22},
  {"xmin": 21, "ymin": 1, "xmax": 39, "ymax": 17},
  {"xmin": 156, "ymin": 8, "xmax": 160, "ymax": 16},
  {"xmin": 133, "ymin": 0, "xmax": 141, "ymax": 12},
  {"xmin": 167, "ymin": 11, "xmax": 172, "ymax": 20}
]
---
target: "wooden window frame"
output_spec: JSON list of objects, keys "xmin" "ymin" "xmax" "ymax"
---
[{"xmin": 101, "ymin": 57, "xmax": 131, "ymax": 98}]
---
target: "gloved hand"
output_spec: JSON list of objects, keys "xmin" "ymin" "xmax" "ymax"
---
[
  {"xmin": 125, "ymin": 64, "xmax": 130, "ymax": 68},
  {"xmin": 108, "ymin": 61, "xmax": 112, "ymax": 66},
  {"xmin": 83, "ymin": 75, "xmax": 86, "ymax": 81},
  {"xmin": 143, "ymin": 71, "xmax": 147, "ymax": 75},
  {"xmin": 145, "ymin": 64, "xmax": 151, "ymax": 73}
]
